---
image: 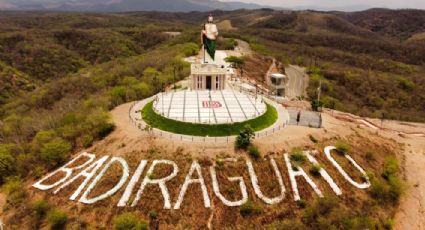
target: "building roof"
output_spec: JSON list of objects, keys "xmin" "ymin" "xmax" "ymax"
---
[
  {"xmin": 271, "ymin": 73, "xmax": 287, "ymax": 79},
  {"xmin": 191, "ymin": 63, "xmax": 231, "ymax": 75}
]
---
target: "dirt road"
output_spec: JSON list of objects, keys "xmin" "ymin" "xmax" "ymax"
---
[
  {"xmin": 285, "ymin": 65, "xmax": 309, "ymax": 99},
  {"xmin": 323, "ymin": 109, "xmax": 425, "ymax": 230},
  {"xmin": 393, "ymin": 137, "xmax": 425, "ymax": 230}
]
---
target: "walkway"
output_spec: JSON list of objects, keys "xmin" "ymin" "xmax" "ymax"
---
[
  {"xmin": 153, "ymin": 90, "xmax": 266, "ymax": 124},
  {"xmin": 128, "ymin": 93, "xmax": 290, "ymax": 143}
]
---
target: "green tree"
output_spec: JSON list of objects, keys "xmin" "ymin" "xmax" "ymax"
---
[
  {"xmin": 182, "ymin": 42, "xmax": 199, "ymax": 57},
  {"xmin": 225, "ymin": 56, "xmax": 245, "ymax": 69},
  {"xmin": 311, "ymin": 99, "xmax": 323, "ymax": 111},
  {"xmin": 235, "ymin": 125, "xmax": 255, "ymax": 150},
  {"xmin": 0, "ymin": 144, "xmax": 16, "ymax": 183},
  {"xmin": 109, "ymin": 86, "xmax": 127, "ymax": 106},
  {"xmin": 47, "ymin": 209, "xmax": 68, "ymax": 229},
  {"xmin": 113, "ymin": 213, "xmax": 148, "ymax": 230},
  {"xmin": 40, "ymin": 138, "xmax": 71, "ymax": 166},
  {"xmin": 31, "ymin": 130, "xmax": 57, "ymax": 153}
]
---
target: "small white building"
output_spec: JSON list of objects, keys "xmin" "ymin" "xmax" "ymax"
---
[
  {"xmin": 269, "ymin": 73, "xmax": 288, "ymax": 97},
  {"xmin": 191, "ymin": 64, "xmax": 232, "ymax": 90}
]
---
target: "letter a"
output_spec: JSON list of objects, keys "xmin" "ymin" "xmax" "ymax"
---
[{"xmin": 174, "ymin": 161, "xmax": 210, "ymax": 209}]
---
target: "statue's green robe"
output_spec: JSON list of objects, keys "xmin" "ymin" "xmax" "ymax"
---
[{"xmin": 203, "ymin": 35, "xmax": 216, "ymax": 60}]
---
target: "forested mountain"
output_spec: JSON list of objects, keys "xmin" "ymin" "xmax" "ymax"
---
[
  {"xmin": 0, "ymin": 0, "xmax": 265, "ymax": 12},
  {"xmin": 1, "ymin": 9, "xmax": 424, "ymax": 123},
  {"xmin": 0, "ymin": 8, "xmax": 424, "ymax": 229}
]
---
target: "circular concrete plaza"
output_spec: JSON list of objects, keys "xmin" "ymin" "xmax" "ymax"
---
[{"xmin": 153, "ymin": 90, "xmax": 266, "ymax": 124}]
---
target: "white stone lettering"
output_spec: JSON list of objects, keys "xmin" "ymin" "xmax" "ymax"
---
[
  {"xmin": 210, "ymin": 166, "xmax": 248, "ymax": 207},
  {"xmin": 284, "ymin": 154, "xmax": 323, "ymax": 201},
  {"xmin": 131, "ymin": 160, "xmax": 179, "ymax": 209},
  {"xmin": 117, "ymin": 160, "xmax": 148, "ymax": 207},
  {"xmin": 324, "ymin": 146, "xmax": 370, "ymax": 189},
  {"xmin": 246, "ymin": 158, "xmax": 286, "ymax": 204},
  {"xmin": 305, "ymin": 151, "xmax": 342, "ymax": 196},
  {"xmin": 79, "ymin": 157, "xmax": 130, "ymax": 204},
  {"xmin": 54, "ymin": 156, "xmax": 109, "ymax": 200},
  {"xmin": 174, "ymin": 161, "xmax": 210, "ymax": 209},
  {"xmin": 33, "ymin": 152, "xmax": 95, "ymax": 190}
]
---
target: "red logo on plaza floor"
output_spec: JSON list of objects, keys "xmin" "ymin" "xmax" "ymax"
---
[{"xmin": 202, "ymin": 101, "xmax": 222, "ymax": 108}]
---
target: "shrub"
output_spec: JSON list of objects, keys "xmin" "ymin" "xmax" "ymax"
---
[
  {"xmin": 4, "ymin": 177, "xmax": 26, "ymax": 207},
  {"xmin": 0, "ymin": 144, "xmax": 16, "ymax": 183},
  {"xmin": 290, "ymin": 148, "xmax": 306, "ymax": 164},
  {"xmin": 273, "ymin": 219, "xmax": 306, "ymax": 230},
  {"xmin": 296, "ymin": 199, "xmax": 307, "ymax": 209},
  {"xmin": 383, "ymin": 218, "xmax": 395, "ymax": 230},
  {"xmin": 96, "ymin": 122, "xmax": 115, "ymax": 138},
  {"xmin": 309, "ymin": 135, "xmax": 318, "ymax": 143},
  {"xmin": 397, "ymin": 76, "xmax": 415, "ymax": 90},
  {"xmin": 382, "ymin": 156, "xmax": 399, "ymax": 180},
  {"xmin": 109, "ymin": 86, "xmax": 127, "ymax": 106},
  {"xmin": 302, "ymin": 197, "xmax": 338, "ymax": 223},
  {"xmin": 182, "ymin": 43, "xmax": 199, "ymax": 57},
  {"xmin": 31, "ymin": 130, "xmax": 57, "ymax": 153},
  {"xmin": 40, "ymin": 138, "xmax": 72, "ymax": 166},
  {"xmin": 81, "ymin": 134, "xmax": 94, "ymax": 148},
  {"xmin": 47, "ymin": 209, "xmax": 68, "ymax": 228},
  {"xmin": 342, "ymin": 216, "xmax": 377, "ymax": 230},
  {"xmin": 33, "ymin": 199, "xmax": 49, "ymax": 217},
  {"xmin": 148, "ymin": 211, "xmax": 158, "ymax": 219},
  {"xmin": 365, "ymin": 151, "xmax": 375, "ymax": 160},
  {"xmin": 248, "ymin": 145, "xmax": 261, "ymax": 159},
  {"xmin": 311, "ymin": 99, "xmax": 323, "ymax": 111},
  {"xmin": 113, "ymin": 213, "xmax": 148, "ymax": 230},
  {"xmin": 235, "ymin": 125, "xmax": 255, "ymax": 150},
  {"xmin": 220, "ymin": 38, "xmax": 238, "ymax": 50},
  {"xmin": 224, "ymin": 56, "xmax": 245, "ymax": 68},
  {"xmin": 369, "ymin": 176, "xmax": 403, "ymax": 203},
  {"xmin": 309, "ymin": 164, "xmax": 322, "ymax": 177},
  {"xmin": 335, "ymin": 141, "xmax": 350, "ymax": 155},
  {"xmin": 240, "ymin": 200, "xmax": 262, "ymax": 217}
]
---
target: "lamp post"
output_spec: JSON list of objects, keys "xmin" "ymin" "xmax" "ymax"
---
[
  {"xmin": 162, "ymin": 82, "xmax": 165, "ymax": 115},
  {"xmin": 173, "ymin": 65, "xmax": 176, "ymax": 92},
  {"xmin": 209, "ymin": 92, "xmax": 212, "ymax": 124},
  {"xmin": 154, "ymin": 73, "xmax": 158, "ymax": 94},
  {"xmin": 317, "ymin": 79, "xmax": 322, "ymax": 111}
]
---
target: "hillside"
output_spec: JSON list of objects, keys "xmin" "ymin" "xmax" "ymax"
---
[
  {"xmin": 0, "ymin": 0, "xmax": 266, "ymax": 12},
  {"xmin": 217, "ymin": 9, "xmax": 425, "ymax": 122},
  {"xmin": 341, "ymin": 8, "xmax": 425, "ymax": 40},
  {"xmin": 0, "ymin": 9, "xmax": 424, "ymax": 229}
]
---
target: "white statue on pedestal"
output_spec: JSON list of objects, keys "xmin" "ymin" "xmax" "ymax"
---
[{"xmin": 201, "ymin": 14, "xmax": 219, "ymax": 62}]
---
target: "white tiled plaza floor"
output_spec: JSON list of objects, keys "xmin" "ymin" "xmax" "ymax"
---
[{"xmin": 153, "ymin": 90, "xmax": 266, "ymax": 124}]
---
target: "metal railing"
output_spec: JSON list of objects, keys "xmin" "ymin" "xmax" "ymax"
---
[{"xmin": 128, "ymin": 98, "xmax": 288, "ymax": 143}]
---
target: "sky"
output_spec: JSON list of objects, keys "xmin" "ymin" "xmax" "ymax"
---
[{"xmin": 220, "ymin": 0, "xmax": 425, "ymax": 10}]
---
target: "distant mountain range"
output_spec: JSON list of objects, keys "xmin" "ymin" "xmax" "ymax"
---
[{"xmin": 0, "ymin": 0, "xmax": 269, "ymax": 12}]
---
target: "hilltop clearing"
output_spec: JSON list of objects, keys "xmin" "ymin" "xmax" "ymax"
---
[
  {"xmin": 2, "ymin": 99, "xmax": 418, "ymax": 229},
  {"xmin": 0, "ymin": 9, "xmax": 425, "ymax": 229}
]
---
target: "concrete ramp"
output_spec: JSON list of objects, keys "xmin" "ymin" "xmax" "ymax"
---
[{"xmin": 288, "ymin": 108, "xmax": 322, "ymax": 128}]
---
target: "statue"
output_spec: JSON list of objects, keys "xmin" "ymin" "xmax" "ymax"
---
[{"xmin": 201, "ymin": 14, "xmax": 218, "ymax": 62}]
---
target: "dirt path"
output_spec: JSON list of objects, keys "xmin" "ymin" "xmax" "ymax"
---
[
  {"xmin": 234, "ymin": 39, "xmax": 252, "ymax": 55},
  {"xmin": 393, "ymin": 137, "xmax": 425, "ymax": 230},
  {"xmin": 323, "ymin": 109, "xmax": 425, "ymax": 229},
  {"xmin": 285, "ymin": 65, "xmax": 309, "ymax": 99},
  {"xmin": 0, "ymin": 192, "xmax": 5, "ymax": 226}
]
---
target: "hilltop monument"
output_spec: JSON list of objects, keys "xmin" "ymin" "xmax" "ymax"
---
[
  {"xmin": 201, "ymin": 14, "xmax": 218, "ymax": 62},
  {"xmin": 191, "ymin": 14, "xmax": 230, "ymax": 91}
]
